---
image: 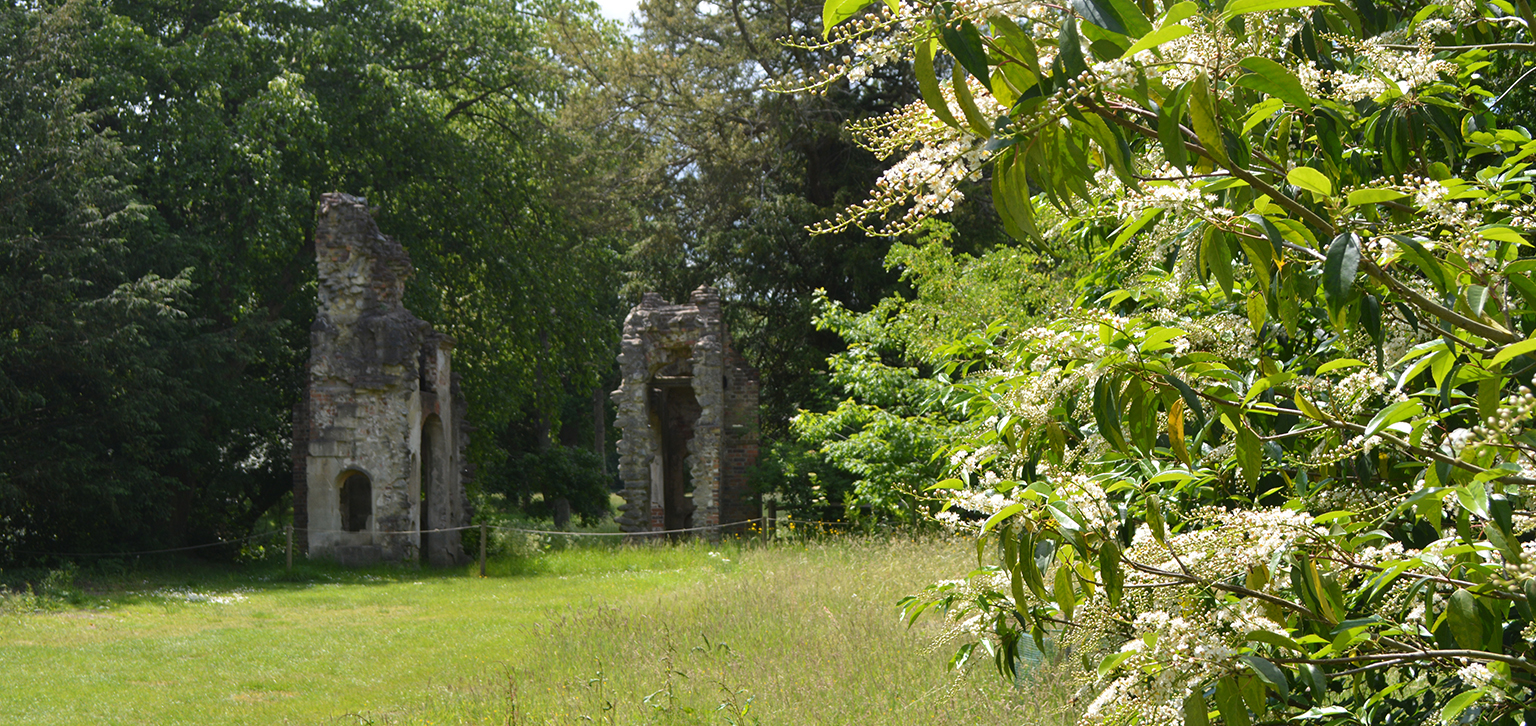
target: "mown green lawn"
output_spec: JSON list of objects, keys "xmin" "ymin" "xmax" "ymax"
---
[{"xmin": 1, "ymin": 538, "xmax": 1065, "ymax": 725}]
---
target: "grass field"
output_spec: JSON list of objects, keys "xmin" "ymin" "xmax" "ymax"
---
[{"xmin": 0, "ymin": 537, "xmax": 1073, "ymax": 725}]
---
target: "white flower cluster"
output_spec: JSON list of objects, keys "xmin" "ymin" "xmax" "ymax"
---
[
  {"xmin": 1457, "ymin": 662, "xmax": 1507, "ymax": 702},
  {"xmin": 1041, "ymin": 464, "xmax": 1115, "ymax": 531},
  {"xmin": 1083, "ymin": 611, "xmax": 1239, "ymax": 726},
  {"xmin": 818, "ymin": 82, "xmax": 998, "ymax": 235},
  {"xmin": 1332, "ymin": 368, "xmax": 1392, "ymax": 418},
  {"xmin": 1294, "ymin": 37, "xmax": 1455, "ymax": 103},
  {"xmin": 1128, "ymin": 506, "xmax": 1320, "ymax": 576},
  {"xmin": 1114, "ymin": 173, "xmax": 1221, "ymax": 221}
]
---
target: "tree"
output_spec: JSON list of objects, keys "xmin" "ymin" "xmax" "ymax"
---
[
  {"xmin": 1, "ymin": 0, "xmax": 621, "ymax": 559},
  {"xmin": 782, "ymin": 221, "xmax": 1083, "ymax": 523},
  {"xmin": 548, "ymin": 0, "xmax": 1018, "ymax": 432},
  {"xmin": 0, "ymin": 0, "xmax": 206, "ymax": 559},
  {"xmin": 821, "ymin": 0, "xmax": 1536, "ymax": 721}
]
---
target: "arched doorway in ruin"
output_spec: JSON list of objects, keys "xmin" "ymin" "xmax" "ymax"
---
[
  {"xmin": 648, "ymin": 357, "xmax": 701, "ymax": 532},
  {"xmin": 339, "ymin": 471, "xmax": 372, "ymax": 532}
]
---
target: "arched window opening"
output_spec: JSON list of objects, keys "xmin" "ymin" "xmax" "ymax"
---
[{"xmin": 340, "ymin": 472, "xmax": 371, "ymax": 532}]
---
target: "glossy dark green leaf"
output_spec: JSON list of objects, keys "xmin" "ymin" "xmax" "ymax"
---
[
  {"xmin": 1203, "ymin": 225, "xmax": 1236, "ymax": 297},
  {"xmin": 1100, "ymin": 539, "xmax": 1124, "ymax": 607},
  {"xmin": 1188, "ymin": 72, "xmax": 1228, "ymax": 164},
  {"xmin": 1058, "ymin": 12, "xmax": 1089, "ymax": 80},
  {"xmin": 1240, "ymin": 655, "xmax": 1289, "ymax": 702},
  {"xmin": 1215, "ymin": 676, "xmax": 1253, "ymax": 726},
  {"xmin": 1094, "ymin": 374, "xmax": 1128, "ymax": 452},
  {"xmin": 1070, "ymin": 0, "xmax": 1153, "ymax": 37},
  {"xmin": 1324, "ymin": 233, "xmax": 1360, "ymax": 309},
  {"xmin": 1446, "ymin": 589, "xmax": 1483, "ymax": 650},
  {"xmin": 1233, "ymin": 56, "xmax": 1312, "ymax": 110},
  {"xmin": 1158, "ymin": 98, "xmax": 1191, "ymax": 171},
  {"xmin": 915, "ymin": 38, "xmax": 962, "ymax": 129},
  {"xmin": 942, "ymin": 19, "xmax": 993, "ymax": 88}
]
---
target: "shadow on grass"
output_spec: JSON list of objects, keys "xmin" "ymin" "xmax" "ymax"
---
[{"xmin": 1, "ymin": 534, "xmax": 764, "ymax": 613}]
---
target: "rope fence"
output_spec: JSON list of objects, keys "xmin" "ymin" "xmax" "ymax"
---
[{"xmin": 11, "ymin": 515, "xmax": 860, "ymax": 574}]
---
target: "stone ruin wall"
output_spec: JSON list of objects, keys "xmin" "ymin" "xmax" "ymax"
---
[
  {"xmin": 612, "ymin": 287, "xmax": 759, "ymax": 535},
  {"xmin": 292, "ymin": 193, "xmax": 470, "ymax": 566}
]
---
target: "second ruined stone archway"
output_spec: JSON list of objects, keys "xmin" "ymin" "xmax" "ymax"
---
[{"xmin": 612, "ymin": 287, "xmax": 759, "ymax": 534}]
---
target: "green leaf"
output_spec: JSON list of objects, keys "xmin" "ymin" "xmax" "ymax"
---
[
  {"xmin": 1054, "ymin": 564, "xmax": 1077, "ymax": 621},
  {"xmin": 1120, "ymin": 24, "xmax": 1192, "ymax": 58},
  {"xmin": 991, "ymin": 16, "xmax": 1041, "ymax": 75},
  {"xmin": 1140, "ymin": 325, "xmax": 1186, "ymax": 352},
  {"xmin": 1392, "ymin": 235, "xmax": 1451, "ymax": 295},
  {"xmin": 1241, "ymin": 97, "xmax": 1286, "ymax": 135},
  {"xmin": 1188, "ymin": 72, "xmax": 1228, "ymax": 164},
  {"xmin": 1346, "ymin": 188, "xmax": 1408, "ymax": 206},
  {"xmin": 1072, "ymin": 0, "xmax": 1132, "ymax": 35},
  {"xmin": 1446, "ymin": 589, "xmax": 1484, "ymax": 650},
  {"xmin": 1441, "ymin": 689, "xmax": 1486, "ymax": 722},
  {"xmin": 1184, "ymin": 691, "xmax": 1211, "ymax": 726},
  {"xmin": 821, "ymin": 0, "xmax": 877, "ymax": 37},
  {"xmin": 1161, "ymin": 0, "xmax": 1200, "ymax": 23},
  {"xmin": 1239, "ymin": 655, "xmax": 1289, "ymax": 702},
  {"xmin": 1477, "ymin": 225, "xmax": 1529, "ymax": 245},
  {"xmin": 981, "ymin": 503, "xmax": 1027, "ymax": 534},
  {"xmin": 1094, "ymin": 376, "xmax": 1128, "ymax": 452},
  {"xmin": 1235, "ymin": 423, "xmax": 1261, "ymax": 488},
  {"xmin": 1245, "ymin": 629, "xmax": 1304, "ymax": 653},
  {"xmin": 1159, "ymin": 91, "xmax": 1191, "ymax": 171},
  {"xmin": 1222, "ymin": 0, "xmax": 1331, "ymax": 18},
  {"xmin": 926, "ymin": 478, "xmax": 965, "ymax": 490},
  {"xmin": 1491, "ymin": 337, "xmax": 1536, "ymax": 366},
  {"xmin": 1234, "ymin": 57, "xmax": 1312, "ymax": 110},
  {"xmin": 952, "ymin": 63, "xmax": 994, "ymax": 137},
  {"xmin": 1146, "ymin": 491, "xmax": 1167, "ymax": 543},
  {"xmin": 1164, "ymin": 374, "xmax": 1206, "ymax": 426},
  {"xmin": 942, "ymin": 19, "xmax": 992, "ymax": 89},
  {"xmin": 1246, "ymin": 291, "xmax": 1268, "ymax": 334},
  {"xmin": 1098, "ymin": 649, "xmax": 1136, "ymax": 677},
  {"xmin": 1058, "ymin": 10, "xmax": 1089, "ymax": 80},
  {"xmin": 1287, "ymin": 166, "xmax": 1333, "ymax": 197},
  {"xmin": 1324, "ymin": 233, "xmax": 1360, "ymax": 309},
  {"xmin": 1203, "ymin": 225, "xmax": 1235, "ymax": 297},
  {"xmin": 1215, "ymin": 677, "xmax": 1253, "ymax": 726},
  {"xmin": 1315, "ymin": 358, "xmax": 1366, "ymax": 375},
  {"xmin": 1363, "ymin": 399, "xmax": 1422, "ymax": 438},
  {"xmin": 1100, "ymin": 539, "xmax": 1124, "ymax": 607},
  {"xmin": 914, "ymin": 39, "xmax": 961, "ymax": 129}
]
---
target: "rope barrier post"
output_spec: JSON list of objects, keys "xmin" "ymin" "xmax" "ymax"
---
[
  {"xmin": 479, "ymin": 523, "xmax": 487, "ymax": 578},
  {"xmin": 766, "ymin": 500, "xmax": 776, "ymax": 544},
  {"xmin": 285, "ymin": 525, "xmax": 293, "ymax": 571}
]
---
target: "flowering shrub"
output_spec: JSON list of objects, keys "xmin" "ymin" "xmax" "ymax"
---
[{"xmin": 809, "ymin": 0, "xmax": 1536, "ymax": 722}]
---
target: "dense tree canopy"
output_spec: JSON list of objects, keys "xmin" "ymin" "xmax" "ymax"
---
[{"xmin": 0, "ymin": 0, "xmax": 620, "ymax": 560}]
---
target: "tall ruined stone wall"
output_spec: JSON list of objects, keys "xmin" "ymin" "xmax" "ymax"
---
[
  {"xmin": 719, "ymin": 347, "xmax": 760, "ymax": 527},
  {"xmin": 612, "ymin": 287, "xmax": 758, "ymax": 535},
  {"xmin": 295, "ymin": 193, "xmax": 468, "ymax": 566}
]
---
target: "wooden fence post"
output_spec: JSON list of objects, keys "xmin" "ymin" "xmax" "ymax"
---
[
  {"xmin": 285, "ymin": 524, "xmax": 293, "ymax": 571},
  {"xmin": 766, "ymin": 500, "xmax": 777, "ymax": 543},
  {"xmin": 479, "ymin": 523, "xmax": 487, "ymax": 578}
]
